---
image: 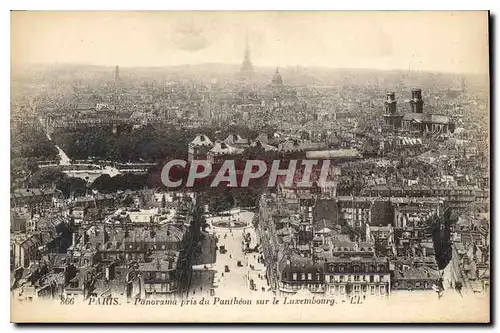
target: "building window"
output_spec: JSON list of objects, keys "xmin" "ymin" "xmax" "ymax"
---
[
  {"xmin": 370, "ymin": 285, "xmax": 375, "ymax": 295},
  {"xmin": 301, "ymin": 273, "xmax": 306, "ymax": 280},
  {"xmin": 340, "ymin": 286, "xmax": 346, "ymax": 294},
  {"xmin": 308, "ymin": 273, "xmax": 312, "ymax": 280},
  {"xmin": 339, "ymin": 275, "xmax": 344, "ymax": 282},
  {"xmin": 292, "ymin": 273, "xmax": 297, "ymax": 280},
  {"xmin": 354, "ymin": 285, "xmax": 360, "ymax": 292}
]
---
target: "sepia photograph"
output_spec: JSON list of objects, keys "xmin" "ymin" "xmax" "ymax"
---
[{"xmin": 9, "ymin": 10, "xmax": 490, "ymax": 323}]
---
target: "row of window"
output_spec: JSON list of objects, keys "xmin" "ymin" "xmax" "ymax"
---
[
  {"xmin": 144, "ymin": 272, "xmax": 174, "ymax": 280},
  {"xmin": 280, "ymin": 283, "xmax": 324, "ymax": 292},
  {"xmin": 392, "ymin": 281, "xmax": 431, "ymax": 289},
  {"xmin": 332, "ymin": 284, "xmax": 387, "ymax": 294},
  {"xmin": 124, "ymin": 243, "xmax": 179, "ymax": 250},
  {"xmin": 145, "ymin": 282, "xmax": 177, "ymax": 292},
  {"xmin": 327, "ymin": 274, "xmax": 386, "ymax": 283},
  {"xmin": 341, "ymin": 208, "xmax": 370, "ymax": 213},
  {"xmin": 291, "ymin": 273, "xmax": 320, "ymax": 281},
  {"xmin": 325, "ymin": 265, "xmax": 387, "ymax": 273}
]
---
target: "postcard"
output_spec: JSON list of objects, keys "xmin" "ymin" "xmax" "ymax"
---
[{"xmin": 10, "ymin": 10, "xmax": 490, "ymax": 323}]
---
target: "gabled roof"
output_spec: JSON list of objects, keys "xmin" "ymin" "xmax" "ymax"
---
[
  {"xmin": 190, "ymin": 134, "xmax": 213, "ymax": 147},
  {"xmin": 250, "ymin": 141, "xmax": 278, "ymax": 152},
  {"xmin": 224, "ymin": 134, "xmax": 248, "ymax": 145},
  {"xmin": 209, "ymin": 141, "xmax": 243, "ymax": 155},
  {"xmin": 402, "ymin": 112, "xmax": 450, "ymax": 124}
]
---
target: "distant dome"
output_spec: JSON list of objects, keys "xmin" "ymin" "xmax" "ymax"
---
[{"xmin": 271, "ymin": 67, "xmax": 283, "ymax": 86}]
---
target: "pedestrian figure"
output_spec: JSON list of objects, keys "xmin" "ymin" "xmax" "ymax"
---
[{"xmin": 432, "ymin": 283, "xmax": 443, "ymax": 299}]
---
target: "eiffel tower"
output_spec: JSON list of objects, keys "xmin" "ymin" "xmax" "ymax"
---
[{"xmin": 240, "ymin": 33, "xmax": 253, "ymax": 80}]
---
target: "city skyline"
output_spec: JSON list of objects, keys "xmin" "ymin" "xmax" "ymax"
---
[{"xmin": 11, "ymin": 11, "xmax": 489, "ymax": 74}]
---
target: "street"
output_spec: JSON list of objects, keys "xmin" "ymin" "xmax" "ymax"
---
[{"xmin": 187, "ymin": 210, "xmax": 273, "ymax": 299}]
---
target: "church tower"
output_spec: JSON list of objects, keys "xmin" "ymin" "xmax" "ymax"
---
[
  {"xmin": 410, "ymin": 88, "xmax": 424, "ymax": 113},
  {"xmin": 271, "ymin": 67, "xmax": 283, "ymax": 86}
]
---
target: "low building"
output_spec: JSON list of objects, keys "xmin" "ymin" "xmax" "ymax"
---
[
  {"xmin": 11, "ymin": 188, "xmax": 55, "ymax": 208},
  {"xmin": 391, "ymin": 266, "xmax": 440, "ymax": 291},
  {"xmin": 277, "ymin": 254, "xmax": 325, "ymax": 295},
  {"xmin": 188, "ymin": 134, "xmax": 214, "ymax": 162},
  {"xmin": 136, "ymin": 252, "xmax": 182, "ymax": 299},
  {"xmin": 322, "ymin": 256, "xmax": 391, "ymax": 298}
]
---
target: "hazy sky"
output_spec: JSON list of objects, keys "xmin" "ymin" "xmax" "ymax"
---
[{"xmin": 11, "ymin": 11, "xmax": 489, "ymax": 74}]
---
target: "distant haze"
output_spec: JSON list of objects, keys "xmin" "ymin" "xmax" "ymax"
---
[{"xmin": 11, "ymin": 11, "xmax": 489, "ymax": 74}]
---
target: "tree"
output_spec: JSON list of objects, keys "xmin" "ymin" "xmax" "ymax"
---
[{"xmin": 122, "ymin": 196, "xmax": 134, "ymax": 207}]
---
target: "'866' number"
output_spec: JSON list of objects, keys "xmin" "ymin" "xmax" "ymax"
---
[{"xmin": 60, "ymin": 297, "xmax": 75, "ymax": 305}]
